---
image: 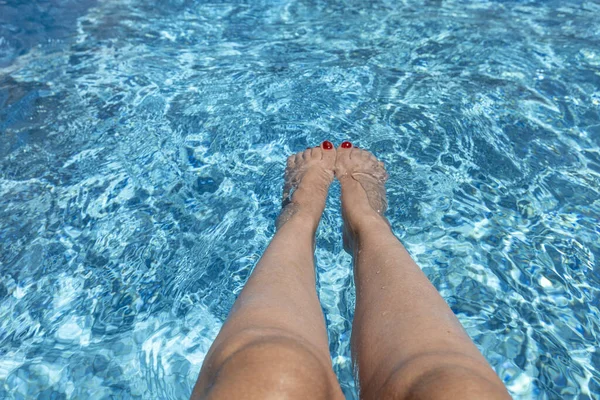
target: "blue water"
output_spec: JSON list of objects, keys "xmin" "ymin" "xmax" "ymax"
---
[{"xmin": 1, "ymin": 0, "xmax": 599, "ymax": 398}]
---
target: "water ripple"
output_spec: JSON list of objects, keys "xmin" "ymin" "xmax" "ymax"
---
[{"xmin": 1, "ymin": 0, "xmax": 600, "ymax": 399}]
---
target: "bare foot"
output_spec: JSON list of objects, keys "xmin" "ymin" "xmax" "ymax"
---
[
  {"xmin": 334, "ymin": 142, "xmax": 389, "ymax": 253},
  {"xmin": 276, "ymin": 141, "xmax": 336, "ymax": 230}
]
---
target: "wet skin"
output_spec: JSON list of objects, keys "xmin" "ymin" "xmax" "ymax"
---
[{"xmin": 190, "ymin": 141, "xmax": 511, "ymax": 400}]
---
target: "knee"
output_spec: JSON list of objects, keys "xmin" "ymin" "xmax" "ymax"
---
[
  {"xmin": 370, "ymin": 355, "xmax": 510, "ymax": 400},
  {"xmin": 397, "ymin": 366, "xmax": 510, "ymax": 400},
  {"xmin": 202, "ymin": 329, "xmax": 338, "ymax": 400}
]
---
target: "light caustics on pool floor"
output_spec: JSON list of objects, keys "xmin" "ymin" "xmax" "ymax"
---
[{"xmin": 1, "ymin": 0, "xmax": 599, "ymax": 399}]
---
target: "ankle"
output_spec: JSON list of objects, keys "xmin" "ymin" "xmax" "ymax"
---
[
  {"xmin": 277, "ymin": 203, "xmax": 322, "ymax": 232},
  {"xmin": 351, "ymin": 215, "xmax": 391, "ymax": 240}
]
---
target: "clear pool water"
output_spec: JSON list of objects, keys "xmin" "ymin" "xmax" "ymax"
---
[{"xmin": 1, "ymin": 0, "xmax": 599, "ymax": 398}]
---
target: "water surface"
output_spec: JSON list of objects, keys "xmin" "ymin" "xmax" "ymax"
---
[{"xmin": 1, "ymin": 0, "xmax": 599, "ymax": 398}]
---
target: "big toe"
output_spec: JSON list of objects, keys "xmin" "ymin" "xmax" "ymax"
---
[
  {"xmin": 335, "ymin": 141, "xmax": 353, "ymax": 176},
  {"xmin": 318, "ymin": 140, "xmax": 336, "ymax": 166}
]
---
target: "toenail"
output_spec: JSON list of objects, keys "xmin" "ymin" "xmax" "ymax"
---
[
  {"xmin": 341, "ymin": 141, "xmax": 352, "ymax": 149},
  {"xmin": 322, "ymin": 140, "xmax": 333, "ymax": 150}
]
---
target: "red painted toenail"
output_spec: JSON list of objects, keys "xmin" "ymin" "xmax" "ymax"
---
[
  {"xmin": 341, "ymin": 141, "xmax": 352, "ymax": 148},
  {"xmin": 322, "ymin": 140, "xmax": 333, "ymax": 150}
]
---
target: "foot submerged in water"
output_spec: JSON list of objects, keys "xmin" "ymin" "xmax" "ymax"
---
[
  {"xmin": 334, "ymin": 142, "xmax": 389, "ymax": 253},
  {"xmin": 276, "ymin": 141, "xmax": 336, "ymax": 230}
]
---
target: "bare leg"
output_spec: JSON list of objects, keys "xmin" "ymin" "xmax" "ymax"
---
[
  {"xmin": 335, "ymin": 144, "xmax": 511, "ymax": 400},
  {"xmin": 191, "ymin": 142, "xmax": 344, "ymax": 400}
]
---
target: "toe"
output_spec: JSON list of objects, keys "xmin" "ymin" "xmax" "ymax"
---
[
  {"xmin": 286, "ymin": 154, "xmax": 296, "ymax": 169},
  {"xmin": 293, "ymin": 152, "xmax": 303, "ymax": 165},
  {"xmin": 303, "ymin": 148, "xmax": 314, "ymax": 160},
  {"xmin": 357, "ymin": 149, "xmax": 370, "ymax": 160},
  {"xmin": 336, "ymin": 142, "xmax": 352, "ymax": 160},
  {"xmin": 349, "ymin": 147, "xmax": 362, "ymax": 160},
  {"xmin": 311, "ymin": 146, "xmax": 323, "ymax": 160},
  {"xmin": 320, "ymin": 142, "xmax": 336, "ymax": 165},
  {"xmin": 334, "ymin": 142, "xmax": 352, "ymax": 176},
  {"xmin": 366, "ymin": 151, "xmax": 379, "ymax": 162}
]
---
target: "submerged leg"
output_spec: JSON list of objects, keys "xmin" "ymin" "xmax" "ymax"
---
[
  {"xmin": 191, "ymin": 142, "xmax": 344, "ymax": 400},
  {"xmin": 335, "ymin": 143, "xmax": 510, "ymax": 400}
]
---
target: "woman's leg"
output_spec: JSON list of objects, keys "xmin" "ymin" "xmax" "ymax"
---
[
  {"xmin": 191, "ymin": 142, "xmax": 344, "ymax": 400},
  {"xmin": 335, "ymin": 143, "xmax": 511, "ymax": 400}
]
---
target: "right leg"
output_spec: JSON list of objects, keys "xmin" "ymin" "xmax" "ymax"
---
[
  {"xmin": 335, "ymin": 143, "xmax": 511, "ymax": 400},
  {"xmin": 191, "ymin": 143, "xmax": 343, "ymax": 400}
]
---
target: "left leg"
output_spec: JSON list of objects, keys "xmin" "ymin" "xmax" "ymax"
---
[
  {"xmin": 190, "ymin": 142, "xmax": 344, "ymax": 400},
  {"xmin": 334, "ymin": 144, "xmax": 510, "ymax": 400}
]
